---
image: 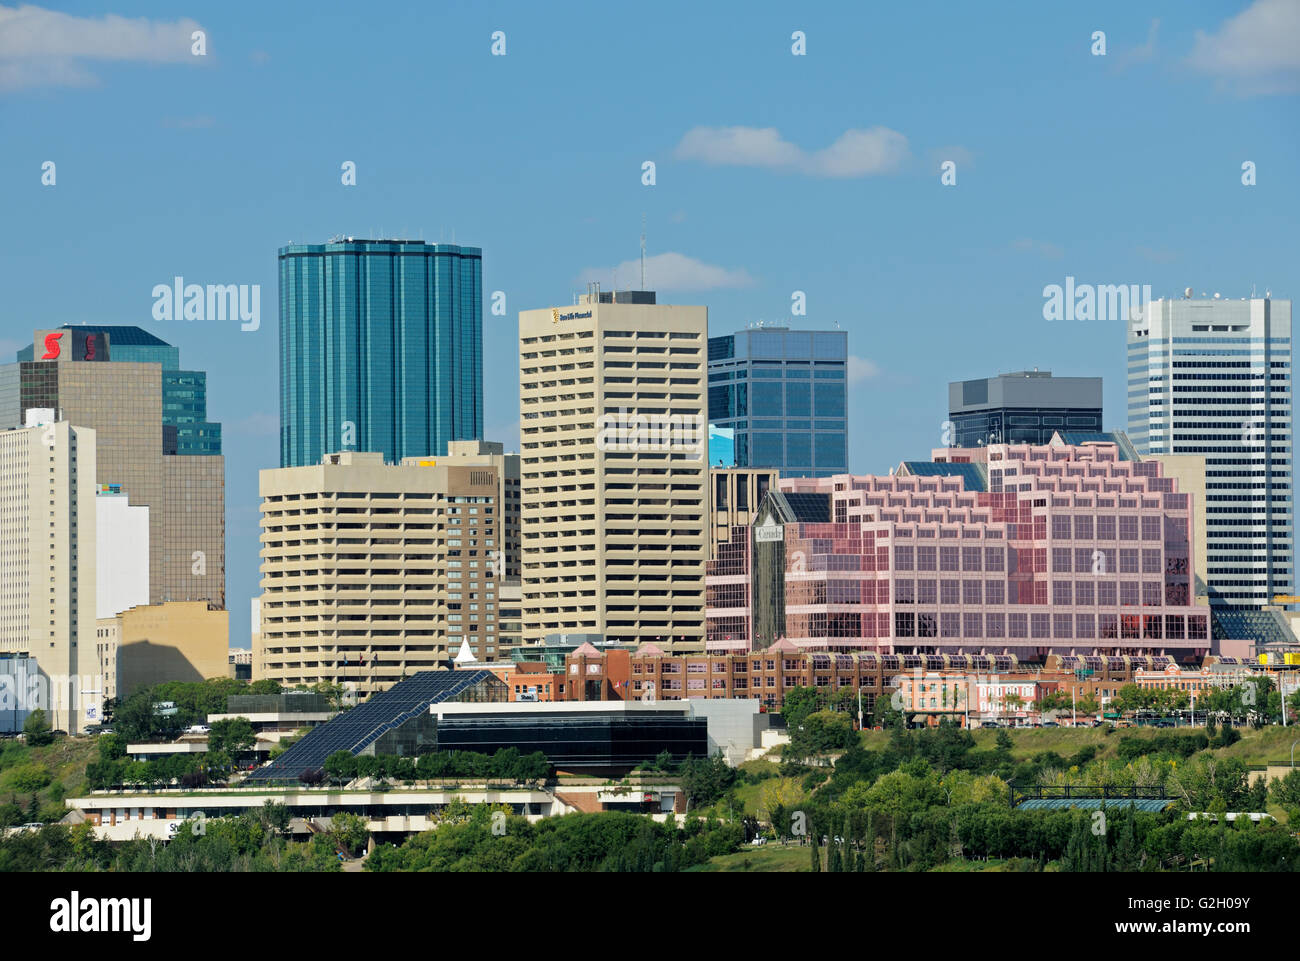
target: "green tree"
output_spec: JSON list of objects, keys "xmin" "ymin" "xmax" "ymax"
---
[
  {"xmin": 680, "ymin": 753, "xmax": 738, "ymax": 809},
  {"xmin": 328, "ymin": 811, "xmax": 369, "ymax": 857},
  {"xmin": 23, "ymin": 709, "xmax": 54, "ymax": 747},
  {"xmin": 1112, "ymin": 684, "xmax": 1145, "ymax": 716},
  {"xmin": 208, "ymin": 717, "xmax": 256, "ymax": 757},
  {"xmin": 3, "ymin": 762, "xmax": 51, "ymax": 794},
  {"xmin": 781, "ymin": 687, "xmax": 825, "ymax": 728},
  {"xmin": 323, "ymin": 751, "xmax": 358, "ymax": 785},
  {"xmin": 1269, "ymin": 769, "xmax": 1300, "ymax": 810}
]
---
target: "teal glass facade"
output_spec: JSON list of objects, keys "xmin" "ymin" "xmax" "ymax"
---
[
  {"xmin": 279, "ymin": 240, "xmax": 482, "ymax": 467},
  {"xmin": 708, "ymin": 327, "xmax": 847, "ymax": 477},
  {"xmin": 15, "ymin": 325, "xmax": 221, "ymax": 455}
]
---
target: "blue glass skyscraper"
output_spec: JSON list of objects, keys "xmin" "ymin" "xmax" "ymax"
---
[
  {"xmin": 278, "ymin": 239, "xmax": 483, "ymax": 467},
  {"xmin": 708, "ymin": 326, "xmax": 848, "ymax": 477}
]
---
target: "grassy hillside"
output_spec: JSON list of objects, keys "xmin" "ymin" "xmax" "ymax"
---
[
  {"xmin": 686, "ymin": 843, "xmax": 811, "ymax": 872},
  {"xmin": 858, "ymin": 725, "xmax": 1299, "ymax": 767},
  {"xmin": 0, "ymin": 735, "xmax": 100, "ymax": 824}
]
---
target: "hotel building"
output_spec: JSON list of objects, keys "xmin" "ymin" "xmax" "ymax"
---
[{"xmin": 518, "ymin": 291, "xmax": 708, "ymax": 648}]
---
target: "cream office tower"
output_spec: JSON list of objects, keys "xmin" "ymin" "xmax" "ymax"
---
[
  {"xmin": 518, "ymin": 291, "xmax": 708, "ymax": 648},
  {"xmin": 0, "ymin": 411, "xmax": 97, "ymax": 733}
]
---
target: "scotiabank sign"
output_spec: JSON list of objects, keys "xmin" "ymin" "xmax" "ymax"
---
[{"xmin": 35, "ymin": 329, "xmax": 111, "ymax": 362}]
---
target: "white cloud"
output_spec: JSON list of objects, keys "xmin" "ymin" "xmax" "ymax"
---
[
  {"xmin": 1188, "ymin": 0, "xmax": 1300, "ymax": 93},
  {"xmin": 577, "ymin": 252, "xmax": 754, "ymax": 291},
  {"xmin": 675, "ymin": 125, "xmax": 910, "ymax": 177},
  {"xmin": 0, "ymin": 4, "xmax": 205, "ymax": 91},
  {"xmin": 847, "ymin": 356, "xmax": 881, "ymax": 385}
]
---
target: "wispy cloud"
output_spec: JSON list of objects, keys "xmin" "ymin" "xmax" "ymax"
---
[
  {"xmin": 675, "ymin": 125, "xmax": 910, "ymax": 177},
  {"xmin": 1113, "ymin": 18, "xmax": 1160, "ymax": 71},
  {"xmin": 0, "ymin": 4, "xmax": 206, "ymax": 92},
  {"xmin": 577, "ymin": 252, "xmax": 754, "ymax": 291},
  {"xmin": 1011, "ymin": 238, "xmax": 1064, "ymax": 260},
  {"xmin": 1188, "ymin": 0, "xmax": 1300, "ymax": 95},
  {"xmin": 847, "ymin": 356, "xmax": 881, "ymax": 385}
]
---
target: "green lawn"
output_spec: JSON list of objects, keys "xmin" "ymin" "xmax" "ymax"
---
[{"xmin": 687, "ymin": 843, "xmax": 813, "ymax": 872}]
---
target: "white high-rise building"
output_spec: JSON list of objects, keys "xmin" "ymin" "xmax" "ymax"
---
[
  {"xmin": 518, "ymin": 291, "xmax": 708, "ymax": 648},
  {"xmin": 0, "ymin": 410, "xmax": 98, "ymax": 732},
  {"xmin": 95, "ymin": 491, "xmax": 149, "ymax": 619},
  {"xmin": 1128, "ymin": 296, "xmax": 1293, "ymax": 607}
]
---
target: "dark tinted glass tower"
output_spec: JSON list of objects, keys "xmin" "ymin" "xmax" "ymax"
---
[
  {"xmin": 279, "ymin": 239, "xmax": 483, "ymax": 467},
  {"xmin": 707, "ymin": 326, "xmax": 847, "ymax": 477},
  {"xmin": 947, "ymin": 370, "xmax": 1102, "ymax": 447}
]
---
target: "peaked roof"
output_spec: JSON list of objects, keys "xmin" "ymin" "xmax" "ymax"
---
[
  {"xmin": 454, "ymin": 637, "xmax": 477, "ymax": 664},
  {"xmin": 766, "ymin": 637, "xmax": 800, "ymax": 653},
  {"xmin": 572, "ymin": 641, "xmax": 602, "ymax": 657},
  {"xmin": 634, "ymin": 642, "xmax": 666, "ymax": 656},
  {"xmin": 760, "ymin": 491, "xmax": 831, "ymax": 525},
  {"xmin": 1050, "ymin": 430, "xmax": 1140, "ymax": 462},
  {"xmin": 54, "ymin": 324, "xmax": 173, "ymax": 347}
]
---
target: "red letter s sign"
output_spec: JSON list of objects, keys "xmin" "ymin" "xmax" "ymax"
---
[{"xmin": 40, "ymin": 332, "xmax": 63, "ymax": 360}]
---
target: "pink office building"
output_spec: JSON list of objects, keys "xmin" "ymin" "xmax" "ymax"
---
[{"xmin": 706, "ymin": 439, "xmax": 1211, "ymax": 662}]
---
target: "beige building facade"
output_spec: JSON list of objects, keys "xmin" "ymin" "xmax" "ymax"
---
[
  {"xmin": 0, "ymin": 412, "xmax": 98, "ymax": 732},
  {"xmin": 255, "ymin": 452, "xmax": 503, "ymax": 697},
  {"xmin": 710, "ymin": 467, "xmax": 779, "ymax": 559},
  {"xmin": 405, "ymin": 439, "xmax": 521, "ymax": 579},
  {"xmin": 518, "ymin": 295, "xmax": 708, "ymax": 647},
  {"xmin": 111, "ymin": 601, "xmax": 229, "ymax": 697}
]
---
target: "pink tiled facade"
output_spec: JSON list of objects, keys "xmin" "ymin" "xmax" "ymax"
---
[{"xmin": 705, "ymin": 441, "xmax": 1211, "ymax": 662}]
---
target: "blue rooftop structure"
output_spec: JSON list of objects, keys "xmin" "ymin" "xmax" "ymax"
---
[
  {"xmin": 245, "ymin": 670, "xmax": 505, "ymax": 782},
  {"xmin": 1015, "ymin": 798, "xmax": 1178, "ymax": 813},
  {"xmin": 896, "ymin": 461, "xmax": 988, "ymax": 491}
]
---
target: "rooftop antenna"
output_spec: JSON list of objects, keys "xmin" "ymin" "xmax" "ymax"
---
[{"xmin": 640, "ymin": 213, "xmax": 647, "ymax": 290}]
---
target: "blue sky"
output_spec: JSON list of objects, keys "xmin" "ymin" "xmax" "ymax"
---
[{"xmin": 2, "ymin": 0, "xmax": 1297, "ymax": 646}]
